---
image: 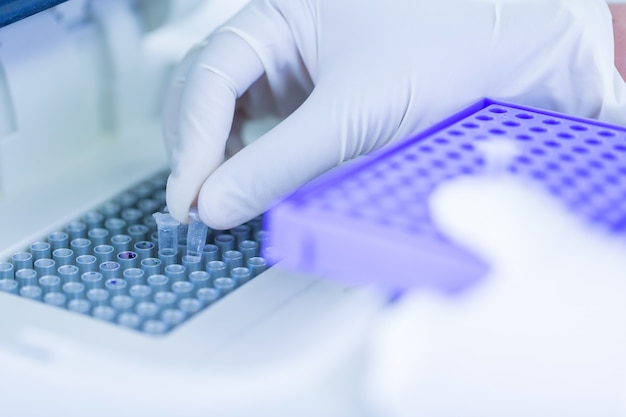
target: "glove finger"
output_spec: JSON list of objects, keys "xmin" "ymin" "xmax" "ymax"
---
[
  {"xmin": 162, "ymin": 41, "xmax": 206, "ymax": 167},
  {"xmin": 225, "ymin": 108, "xmax": 246, "ymax": 158},
  {"xmin": 165, "ymin": 0, "xmax": 314, "ymax": 224},
  {"xmin": 196, "ymin": 89, "xmax": 341, "ymax": 230},
  {"xmin": 165, "ymin": 30, "xmax": 265, "ymax": 223}
]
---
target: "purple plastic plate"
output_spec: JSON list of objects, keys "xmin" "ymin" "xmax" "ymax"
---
[{"xmin": 267, "ymin": 99, "xmax": 626, "ymax": 292}]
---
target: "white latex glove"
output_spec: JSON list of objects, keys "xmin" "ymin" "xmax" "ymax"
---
[
  {"xmin": 365, "ymin": 175, "xmax": 626, "ymax": 417},
  {"xmin": 163, "ymin": 0, "xmax": 621, "ymax": 228}
]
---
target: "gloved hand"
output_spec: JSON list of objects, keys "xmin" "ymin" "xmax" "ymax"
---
[
  {"xmin": 364, "ymin": 175, "xmax": 626, "ymax": 417},
  {"xmin": 163, "ymin": 0, "xmax": 618, "ymax": 229}
]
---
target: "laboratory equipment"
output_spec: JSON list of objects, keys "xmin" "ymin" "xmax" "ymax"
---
[
  {"xmin": 0, "ymin": 1, "xmax": 382, "ymax": 416},
  {"xmin": 186, "ymin": 207, "xmax": 209, "ymax": 258},
  {"xmin": 268, "ymin": 98, "xmax": 626, "ymax": 291},
  {"xmin": 9, "ymin": 0, "xmax": 626, "ymax": 415},
  {"xmin": 153, "ymin": 211, "xmax": 180, "ymax": 254}
]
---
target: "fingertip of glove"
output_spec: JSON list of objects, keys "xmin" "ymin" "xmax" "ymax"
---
[
  {"xmin": 197, "ymin": 184, "xmax": 258, "ymax": 231},
  {"xmin": 165, "ymin": 175, "xmax": 192, "ymax": 224},
  {"xmin": 197, "ymin": 200, "xmax": 248, "ymax": 231}
]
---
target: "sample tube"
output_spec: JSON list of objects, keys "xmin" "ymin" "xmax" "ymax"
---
[
  {"xmin": 135, "ymin": 301, "xmax": 160, "ymax": 320},
  {"xmin": 58, "ymin": 265, "xmax": 80, "ymax": 284},
  {"xmin": 93, "ymin": 245, "xmax": 114, "ymax": 264},
  {"xmin": 201, "ymin": 244, "xmax": 219, "ymax": 264},
  {"xmin": 247, "ymin": 257, "xmax": 267, "ymax": 278},
  {"xmin": 186, "ymin": 208, "xmax": 208, "ymax": 259},
  {"xmin": 86, "ymin": 288, "xmax": 110, "ymax": 307},
  {"xmin": 134, "ymin": 183, "xmax": 153, "ymax": 199},
  {"xmin": 154, "ymin": 291, "xmax": 178, "ymax": 310},
  {"xmin": 189, "ymin": 271, "xmax": 210, "ymax": 290},
  {"xmin": 53, "ymin": 248, "xmax": 74, "ymax": 267},
  {"xmin": 142, "ymin": 320, "xmax": 169, "ymax": 335},
  {"xmin": 196, "ymin": 287, "xmax": 220, "ymax": 306},
  {"xmin": 111, "ymin": 295, "xmax": 135, "ymax": 313},
  {"xmin": 39, "ymin": 275, "xmax": 61, "ymax": 294},
  {"xmin": 140, "ymin": 258, "xmax": 161, "ymax": 276},
  {"xmin": 137, "ymin": 198, "xmax": 160, "ymax": 216},
  {"xmin": 164, "ymin": 264, "xmax": 185, "ymax": 284},
  {"xmin": 147, "ymin": 274, "xmax": 169, "ymax": 293},
  {"xmin": 230, "ymin": 224, "xmax": 250, "ymax": 246},
  {"xmin": 83, "ymin": 210, "xmax": 104, "ymax": 230},
  {"xmin": 222, "ymin": 250, "xmax": 243, "ymax": 272},
  {"xmin": 111, "ymin": 235, "xmax": 132, "ymax": 254},
  {"xmin": 117, "ymin": 192, "xmax": 137, "ymax": 209},
  {"xmin": 34, "ymin": 258, "xmax": 56, "ymax": 277},
  {"xmin": 248, "ymin": 216, "xmax": 264, "ymax": 237},
  {"xmin": 15, "ymin": 269, "xmax": 37, "ymax": 288},
  {"xmin": 161, "ymin": 309, "xmax": 186, "ymax": 327},
  {"xmin": 144, "ymin": 215, "xmax": 157, "ymax": 234},
  {"xmin": 231, "ymin": 267, "xmax": 251, "ymax": 286},
  {"xmin": 171, "ymin": 281, "xmax": 194, "ymax": 299},
  {"xmin": 11, "ymin": 252, "xmax": 33, "ymax": 271},
  {"xmin": 105, "ymin": 278, "xmax": 128, "ymax": 296},
  {"xmin": 181, "ymin": 255, "xmax": 201, "ymax": 277},
  {"xmin": 20, "ymin": 285, "xmax": 43, "ymax": 301},
  {"xmin": 43, "ymin": 292, "xmax": 67, "ymax": 308},
  {"xmin": 76, "ymin": 255, "xmax": 97, "ymax": 275},
  {"xmin": 0, "ymin": 262, "xmax": 14, "ymax": 279},
  {"xmin": 158, "ymin": 249, "xmax": 177, "ymax": 267},
  {"xmin": 92, "ymin": 306, "xmax": 116, "ymax": 322},
  {"xmin": 0, "ymin": 279, "xmax": 18, "ymax": 294},
  {"xmin": 214, "ymin": 234, "xmax": 235, "ymax": 257},
  {"xmin": 127, "ymin": 224, "xmax": 149, "ymax": 244},
  {"xmin": 100, "ymin": 201, "xmax": 121, "ymax": 220},
  {"xmin": 238, "ymin": 240, "xmax": 259, "ymax": 264},
  {"xmin": 128, "ymin": 284, "xmax": 152, "ymax": 303},
  {"xmin": 207, "ymin": 260, "xmax": 226, "ymax": 280},
  {"xmin": 67, "ymin": 299, "xmax": 91, "ymax": 314},
  {"xmin": 66, "ymin": 221, "xmax": 87, "ymax": 241},
  {"xmin": 81, "ymin": 271, "xmax": 104, "ymax": 290},
  {"xmin": 213, "ymin": 277, "xmax": 235, "ymax": 295},
  {"xmin": 48, "ymin": 231, "xmax": 69, "ymax": 251},
  {"xmin": 121, "ymin": 208, "xmax": 143, "ymax": 226},
  {"xmin": 117, "ymin": 251, "xmax": 138, "ymax": 270},
  {"xmin": 62, "ymin": 281, "xmax": 86, "ymax": 300},
  {"xmin": 105, "ymin": 218, "xmax": 127, "ymax": 237},
  {"xmin": 255, "ymin": 230, "xmax": 270, "ymax": 254},
  {"xmin": 153, "ymin": 212, "xmax": 180, "ymax": 254},
  {"xmin": 30, "ymin": 242, "xmax": 51, "ymax": 261},
  {"xmin": 134, "ymin": 241, "xmax": 155, "ymax": 261},
  {"xmin": 70, "ymin": 238, "xmax": 92, "ymax": 257},
  {"xmin": 123, "ymin": 268, "xmax": 145, "ymax": 287},
  {"xmin": 100, "ymin": 261, "xmax": 121, "ymax": 279},
  {"xmin": 87, "ymin": 228, "xmax": 109, "ymax": 246},
  {"xmin": 117, "ymin": 313, "xmax": 142, "ymax": 329},
  {"xmin": 178, "ymin": 298, "xmax": 203, "ymax": 316}
]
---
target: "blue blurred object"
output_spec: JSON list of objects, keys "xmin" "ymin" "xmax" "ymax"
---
[
  {"xmin": 0, "ymin": 0, "xmax": 68, "ymax": 28},
  {"xmin": 268, "ymin": 98, "xmax": 626, "ymax": 292}
]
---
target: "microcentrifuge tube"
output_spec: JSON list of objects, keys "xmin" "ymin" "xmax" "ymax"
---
[
  {"xmin": 0, "ymin": 262, "xmax": 14, "ymax": 279},
  {"xmin": 29, "ymin": 242, "xmax": 51, "ymax": 261},
  {"xmin": 164, "ymin": 264, "xmax": 185, "ymax": 283},
  {"xmin": 142, "ymin": 320, "xmax": 169, "ymax": 335},
  {"xmin": 0, "ymin": 279, "xmax": 18, "ymax": 294},
  {"xmin": 171, "ymin": 281, "xmax": 194, "ymax": 299},
  {"xmin": 34, "ymin": 257, "xmax": 54, "ymax": 276},
  {"xmin": 153, "ymin": 212, "xmax": 180, "ymax": 253},
  {"xmin": 186, "ymin": 208, "xmax": 208, "ymax": 259},
  {"xmin": 196, "ymin": 287, "xmax": 220, "ymax": 306},
  {"xmin": 53, "ymin": 248, "xmax": 74, "ymax": 267},
  {"xmin": 92, "ymin": 306, "xmax": 116, "ymax": 322},
  {"xmin": 161, "ymin": 309, "xmax": 186, "ymax": 326},
  {"xmin": 178, "ymin": 298, "xmax": 203, "ymax": 315}
]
